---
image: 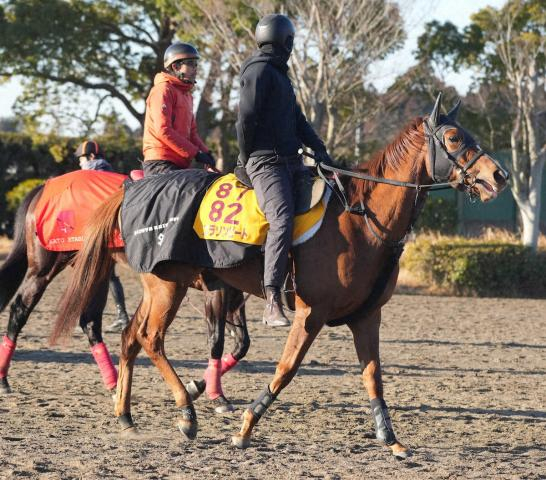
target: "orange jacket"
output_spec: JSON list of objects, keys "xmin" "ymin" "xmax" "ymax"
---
[{"xmin": 142, "ymin": 72, "xmax": 208, "ymax": 168}]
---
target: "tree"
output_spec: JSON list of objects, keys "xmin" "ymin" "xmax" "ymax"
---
[
  {"xmin": 177, "ymin": 0, "xmax": 260, "ymax": 171},
  {"xmin": 187, "ymin": 0, "xmax": 406, "ymax": 161},
  {"xmin": 0, "ymin": 116, "xmax": 22, "ymax": 133},
  {"xmin": 417, "ymin": 0, "xmax": 546, "ymax": 249},
  {"xmin": 287, "ymin": 0, "xmax": 405, "ymax": 157},
  {"xmin": 0, "ymin": 0, "xmax": 180, "ymax": 129}
]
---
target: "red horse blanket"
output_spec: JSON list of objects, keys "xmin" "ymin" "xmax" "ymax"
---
[{"xmin": 35, "ymin": 170, "xmax": 126, "ymax": 251}]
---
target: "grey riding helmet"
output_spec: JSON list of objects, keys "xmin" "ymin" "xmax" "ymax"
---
[{"xmin": 163, "ymin": 42, "xmax": 200, "ymax": 69}]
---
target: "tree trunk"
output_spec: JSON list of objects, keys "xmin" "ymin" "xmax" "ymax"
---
[
  {"xmin": 512, "ymin": 141, "xmax": 544, "ymax": 250},
  {"xmin": 217, "ymin": 66, "xmax": 236, "ymax": 173},
  {"xmin": 515, "ymin": 159, "xmax": 543, "ymax": 248},
  {"xmin": 196, "ymin": 51, "xmax": 222, "ymax": 137},
  {"xmin": 517, "ymin": 61, "xmax": 544, "ymax": 250}
]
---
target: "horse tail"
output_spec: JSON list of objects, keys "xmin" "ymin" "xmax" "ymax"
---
[
  {"xmin": 0, "ymin": 185, "xmax": 43, "ymax": 311},
  {"xmin": 50, "ymin": 188, "xmax": 124, "ymax": 345}
]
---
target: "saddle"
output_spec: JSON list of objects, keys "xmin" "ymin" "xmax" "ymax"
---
[
  {"xmin": 234, "ymin": 165, "xmax": 325, "ymax": 215},
  {"xmin": 193, "ymin": 173, "xmax": 329, "ymax": 246},
  {"xmin": 132, "ymin": 168, "xmax": 326, "ymax": 215}
]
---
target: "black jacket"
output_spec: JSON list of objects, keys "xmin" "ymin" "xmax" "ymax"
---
[{"xmin": 236, "ymin": 46, "xmax": 325, "ymax": 164}]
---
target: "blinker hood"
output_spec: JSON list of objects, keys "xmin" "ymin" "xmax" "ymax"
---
[{"xmin": 424, "ymin": 93, "xmax": 482, "ymax": 183}]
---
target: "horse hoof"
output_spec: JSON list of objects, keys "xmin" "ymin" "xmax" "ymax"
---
[
  {"xmin": 185, "ymin": 380, "xmax": 206, "ymax": 401},
  {"xmin": 0, "ymin": 377, "xmax": 11, "ymax": 394},
  {"xmin": 231, "ymin": 434, "xmax": 250, "ymax": 449},
  {"xmin": 212, "ymin": 395, "xmax": 235, "ymax": 414},
  {"xmin": 177, "ymin": 419, "xmax": 198, "ymax": 440},
  {"xmin": 391, "ymin": 442, "xmax": 412, "ymax": 459},
  {"xmin": 120, "ymin": 426, "xmax": 139, "ymax": 438}
]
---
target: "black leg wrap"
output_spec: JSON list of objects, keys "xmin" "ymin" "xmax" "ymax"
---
[
  {"xmin": 249, "ymin": 385, "xmax": 277, "ymax": 422},
  {"xmin": 180, "ymin": 404, "xmax": 197, "ymax": 422},
  {"xmin": 118, "ymin": 413, "xmax": 135, "ymax": 431},
  {"xmin": 0, "ymin": 377, "xmax": 11, "ymax": 394},
  {"xmin": 195, "ymin": 379, "xmax": 206, "ymax": 394},
  {"xmin": 7, "ymin": 296, "xmax": 31, "ymax": 340},
  {"xmin": 370, "ymin": 398, "xmax": 396, "ymax": 446}
]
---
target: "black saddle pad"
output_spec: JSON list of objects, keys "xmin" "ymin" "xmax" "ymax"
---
[{"xmin": 121, "ymin": 169, "xmax": 261, "ymax": 273}]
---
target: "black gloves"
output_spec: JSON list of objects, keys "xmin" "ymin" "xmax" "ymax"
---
[
  {"xmin": 195, "ymin": 151, "xmax": 216, "ymax": 167},
  {"xmin": 314, "ymin": 149, "xmax": 334, "ymax": 167}
]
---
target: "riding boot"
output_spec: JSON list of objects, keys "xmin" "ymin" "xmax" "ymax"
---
[
  {"xmin": 262, "ymin": 287, "xmax": 290, "ymax": 327},
  {"xmin": 106, "ymin": 304, "xmax": 130, "ymax": 333}
]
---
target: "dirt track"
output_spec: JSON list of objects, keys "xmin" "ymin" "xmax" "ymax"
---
[{"xmin": 0, "ymin": 266, "xmax": 545, "ymax": 479}]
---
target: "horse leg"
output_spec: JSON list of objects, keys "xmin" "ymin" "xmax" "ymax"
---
[
  {"xmin": 200, "ymin": 287, "xmax": 237, "ymax": 413},
  {"xmin": 105, "ymin": 267, "xmax": 130, "ymax": 332},
  {"xmin": 79, "ymin": 278, "xmax": 118, "ymax": 392},
  {"xmin": 223, "ymin": 285, "xmax": 250, "ymax": 369},
  {"xmin": 185, "ymin": 288, "xmax": 218, "ymax": 402},
  {"xmin": 232, "ymin": 303, "xmax": 322, "ymax": 448},
  {"xmin": 114, "ymin": 303, "xmax": 142, "ymax": 435},
  {"xmin": 187, "ymin": 285, "xmax": 249, "ymax": 412},
  {"xmin": 135, "ymin": 273, "xmax": 198, "ymax": 439},
  {"xmin": 1, "ymin": 252, "xmax": 65, "ymax": 393},
  {"xmin": 348, "ymin": 310, "xmax": 411, "ymax": 459}
]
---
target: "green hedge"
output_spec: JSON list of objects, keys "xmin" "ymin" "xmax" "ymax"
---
[
  {"xmin": 6, "ymin": 178, "xmax": 45, "ymax": 211},
  {"xmin": 401, "ymin": 237, "xmax": 546, "ymax": 297},
  {"xmin": 414, "ymin": 196, "xmax": 458, "ymax": 234}
]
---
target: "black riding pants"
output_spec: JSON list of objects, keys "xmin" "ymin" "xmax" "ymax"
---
[
  {"xmin": 143, "ymin": 160, "xmax": 182, "ymax": 176},
  {"xmin": 246, "ymin": 154, "xmax": 309, "ymax": 288}
]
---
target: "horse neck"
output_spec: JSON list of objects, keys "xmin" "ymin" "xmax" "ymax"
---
[{"xmin": 350, "ymin": 129, "xmax": 430, "ymax": 245}]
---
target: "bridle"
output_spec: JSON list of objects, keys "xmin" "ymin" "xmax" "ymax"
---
[
  {"xmin": 422, "ymin": 118, "xmax": 509, "ymax": 195},
  {"xmin": 310, "ymin": 113, "xmax": 508, "ymax": 249}
]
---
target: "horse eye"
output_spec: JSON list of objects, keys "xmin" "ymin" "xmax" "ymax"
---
[{"xmin": 449, "ymin": 135, "xmax": 460, "ymax": 143}]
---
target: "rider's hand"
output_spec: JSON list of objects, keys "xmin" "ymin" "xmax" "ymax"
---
[
  {"xmin": 314, "ymin": 149, "xmax": 333, "ymax": 167},
  {"xmin": 195, "ymin": 151, "xmax": 216, "ymax": 167}
]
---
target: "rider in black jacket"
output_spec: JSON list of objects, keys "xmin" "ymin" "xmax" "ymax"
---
[{"xmin": 236, "ymin": 14, "xmax": 333, "ymax": 326}]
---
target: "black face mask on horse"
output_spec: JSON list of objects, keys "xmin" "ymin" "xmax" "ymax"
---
[{"xmin": 423, "ymin": 94, "xmax": 509, "ymax": 195}]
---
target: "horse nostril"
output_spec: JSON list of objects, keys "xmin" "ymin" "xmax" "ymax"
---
[{"xmin": 494, "ymin": 169, "xmax": 508, "ymax": 186}]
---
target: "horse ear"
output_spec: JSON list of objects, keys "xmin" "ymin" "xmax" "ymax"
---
[
  {"xmin": 447, "ymin": 98, "xmax": 461, "ymax": 121},
  {"xmin": 429, "ymin": 92, "xmax": 443, "ymax": 127}
]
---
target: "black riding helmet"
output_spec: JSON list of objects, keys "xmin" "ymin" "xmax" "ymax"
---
[
  {"xmin": 163, "ymin": 42, "xmax": 200, "ymax": 70},
  {"xmin": 255, "ymin": 14, "xmax": 295, "ymax": 54}
]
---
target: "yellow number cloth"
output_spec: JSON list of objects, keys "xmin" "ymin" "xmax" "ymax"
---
[{"xmin": 193, "ymin": 174, "xmax": 329, "ymax": 246}]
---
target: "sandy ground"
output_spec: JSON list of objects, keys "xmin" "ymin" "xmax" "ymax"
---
[{"xmin": 0, "ymin": 263, "xmax": 545, "ymax": 479}]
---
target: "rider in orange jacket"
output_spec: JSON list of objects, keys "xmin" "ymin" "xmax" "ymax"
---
[{"xmin": 142, "ymin": 42, "xmax": 215, "ymax": 175}]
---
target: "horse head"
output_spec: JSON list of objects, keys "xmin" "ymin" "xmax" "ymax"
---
[{"xmin": 424, "ymin": 92, "xmax": 509, "ymax": 202}]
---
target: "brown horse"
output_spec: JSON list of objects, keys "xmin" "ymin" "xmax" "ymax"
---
[
  {"xmin": 0, "ymin": 182, "xmax": 250, "ymax": 412},
  {"xmin": 51, "ymin": 94, "xmax": 508, "ymax": 458}
]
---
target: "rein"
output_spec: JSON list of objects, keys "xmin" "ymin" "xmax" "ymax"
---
[{"xmin": 302, "ymin": 118, "xmax": 486, "ymax": 248}]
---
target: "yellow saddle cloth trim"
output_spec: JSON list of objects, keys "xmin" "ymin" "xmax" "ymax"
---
[{"xmin": 193, "ymin": 173, "xmax": 329, "ymax": 246}]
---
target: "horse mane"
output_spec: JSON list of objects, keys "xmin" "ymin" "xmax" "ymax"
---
[{"xmin": 347, "ymin": 116, "xmax": 425, "ymax": 203}]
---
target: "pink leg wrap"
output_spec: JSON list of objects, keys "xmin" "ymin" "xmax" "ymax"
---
[
  {"xmin": 91, "ymin": 342, "xmax": 118, "ymax": 390},
  {"xmin": 203, "ymin": 358, "xmax": 223, "ymax": 400},
  {"xmin": 220, "ymin": 353, "xmax": 238, "ymax": 375},
  {"xmin": 0, "ymin": 336, "xmax": 15, "ymax": 378}
]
